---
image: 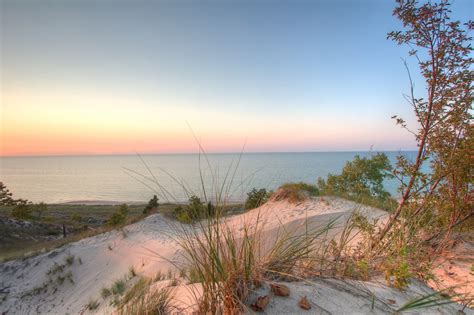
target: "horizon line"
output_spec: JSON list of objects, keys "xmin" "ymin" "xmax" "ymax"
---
[{"xmin": 0, "ymin": 149, "xmax": 418, "ymax": 158}]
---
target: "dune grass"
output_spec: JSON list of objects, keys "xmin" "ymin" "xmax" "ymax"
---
[
  {"xmin": 117, "ymin": 277, "xmax": 175, "ymax": 315},
  {"xmin": 276, "ymin": 182, "xmax": 319, "ymax": 202}
]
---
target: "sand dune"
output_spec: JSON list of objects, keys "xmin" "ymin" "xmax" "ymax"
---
[{"xmin": 0, "ymin": 197, "xmax": 471, "ymax": 314}]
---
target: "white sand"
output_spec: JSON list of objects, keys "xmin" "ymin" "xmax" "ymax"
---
[{"xmin": 0, "ymin": 197, "xmax": 471, "ymax": 314}]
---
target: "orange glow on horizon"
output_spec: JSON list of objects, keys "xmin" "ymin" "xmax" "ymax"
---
[{"xmin": 1, "ymin": 85, "xmax": 415, "ymax": 156}]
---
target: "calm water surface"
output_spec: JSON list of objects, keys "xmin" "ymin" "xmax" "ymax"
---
[{"xmin": 0, "ymin": 152, "xmax": 416, "ymax": 204}]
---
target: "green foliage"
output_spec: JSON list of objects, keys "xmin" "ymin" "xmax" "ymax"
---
[
  {"xmin": 173, "ymin": 196, "xmax": 215, "ymax": 223},
  {"xmin": 317, "ymin": 153, "xmax": 396, "ymax": 210},
  {"xmin": 33, "ymin": 202, "xmax": 48, "ymax": 220},
  {"xmin": 101, "ymin": 287, "xmax": 112, "ymax": 299},
  {"xmin": 143, "ymin": 195, "xmax": 159, "ymax": 215},
  {"xmin": 111, "ymin": 279, "xmax": 126, "ymax": 295},
  {"xmin": 377, "ymin": 0, "xmax": 474, "ymax": 247},
  {"xmin": 0, "ymin": 182, "xmax": 15, "ymax": 206},
  {"xmin": 276, "ymin": 182, "xmax": 319, "ymax": 202},
  {"xmin": 71, "ymin": 213, "xmax": 82, "ymax": 222},
  {"xmin": 280, "ymin": 182, "xmax": 319, "ymax": 196},
  {"xmin": 383, "ymin": 246, "xmax": 412, "ymax": 289},
  {"xmin": 108, "ymin": 204, "xmax": 129, "ymax": 226},
  {"xmin": 11, "ymin": 202, "xmax": 33, "ymax": 220},
  {"xmin": 244, "ymin": 188, "xmax": 270, "ymax": 210}
]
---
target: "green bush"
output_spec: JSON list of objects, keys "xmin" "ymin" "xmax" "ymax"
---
[
  {"xmin": 33, "ymin": 202, "xmax": 48, "ymax": 220},
  {"xmin": 383, "ymin": 247, "xmax": 412, "ymax": 289},
  {"xmin": 278, "ymin": 182, "xmax": 319, "ymax": 202},
  {"xmin": 244, "ymin": 188, "xmax": 270, "ymax": 210},
  {"xmin": 111, "ymin": 279, "xmax": 126, "ymax": 295},
  {"xmin": 71, "ymin": 213, "xmax": 82, "ymax": 222},
  {"xmin": 0, "ymin": 182, "xmax": 14, "ymax": 206},
  {"xmin": 317, "ymin": 153, "xmax": 396, "ymax": 210},
  {"xmin": 143, "ymin": 195, "xmax": 159, "ymax": 214},
  {"xmin": 173, "ymin": 196, "xmax": 214, "ymax": 223},
  {"xmin": 108, "ymin": 204, "xmax": 129, "ymax": 226},
  {"xmin": 11, "ymin": 202, "xmax": 33, "ymax": 220}
]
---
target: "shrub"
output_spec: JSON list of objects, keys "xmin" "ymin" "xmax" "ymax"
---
[
  {"xmin": 317, "ymin": 153, "xmax": 396, "ymax": 210},
  {"xmin": 173, "ymin": 196, "xmax": 214, "ymax": 223},
  {"xmin": 0, "ymin": 182, "xmax": 15, "ymax": 206},
  {"xmin": 244, "ymin": 188, "xmax": 270, "ymax": 210},
  {"xmin": 276, "ymin": 182, "xmax": 319, "ymax": 202},
  {"xmin": 383, "ymin": 249, "xmax": 412, "ymax": 289},
  {"xmin": 108, "ymin": 204, "xmax": 129, "ymax": 226},
  {"xmin": 111, "ymin": 279, "xmax": 126, "ymax": 295},
  {"xmin": 143, "ymin": 195, "xmax": 159, "ymax": 214},
  {"xmin": 101, "ymin": 287, "xmax": 112, "ymax": 299},
  {"xmin": 33, "ymin": 202, "xmax": 48, "ymax": 220},
  {"xmin": 11, "ymin": 202, "xmax": 33, "ymax": 220},
  {"xmin": 71, "ymin": 213, "xmax": 82, "ymax": 222},
  {"xmin": 173, "ymin": 206, "xmax": 192, "ymax": 223}
]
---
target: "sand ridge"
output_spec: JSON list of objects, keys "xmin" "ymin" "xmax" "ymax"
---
[{"xmin": 0, "ymin": 197, "xmax": 471, "ymax": 314}]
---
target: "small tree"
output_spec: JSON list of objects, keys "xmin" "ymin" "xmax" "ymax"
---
[
  {"xmin": 143, "ymin": 195, "xmax": 159, "ymax": 214},
  {"xmin": 377, "ymin": 0, "xmax": 473, "ymax": 245},
  {"xmin": 173, "ymin": 196, "xmax": 215, "ymax": 223},
  {"xmin": 11, "ymin": 201, "xmax": 33, "ymax": 220},
  {"xmin": 317, "ymin": 153, "xmax": 394, "ymax": 209},
  {"xmin": 0, "ymin": 182, "xmax": 15, "ymax": 206},
  {"xmin": 109, "ymin": 204, "xmax": 129, "ymax": 225},
  {"xmin": 71, "ymin": 213, "xmax": 82, "ymax": 222},
  {"xmin": 33, "ymin": 202, "xmax": 48, "ymax": 220}
]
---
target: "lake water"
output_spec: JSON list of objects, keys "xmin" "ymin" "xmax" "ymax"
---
[{"xmin": 0, "ymin": 152, "xmax": 416, "ymax": 204}]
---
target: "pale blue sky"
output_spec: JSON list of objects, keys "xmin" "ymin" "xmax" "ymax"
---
[{"xmin": 1, "ymin": 0, "xmax": 473, "ymax": 155}]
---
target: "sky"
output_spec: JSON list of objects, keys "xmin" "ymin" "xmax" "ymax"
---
[{"xmin": 1, "ymin": 0, "xmax": 472, "ymax": 156}]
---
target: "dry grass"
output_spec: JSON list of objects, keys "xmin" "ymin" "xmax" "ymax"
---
[
  {"xmin": 118, "ymin": 277, "xmax": 175, "ymax": 315},
  {"xmin": 170, "ymin": 206, "xmax": 339, "ymax": 313}
]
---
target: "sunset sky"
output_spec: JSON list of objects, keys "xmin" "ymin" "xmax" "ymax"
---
[{"xmin": 1, "ymin": 0, "xmax": 472, "ymax": 156}]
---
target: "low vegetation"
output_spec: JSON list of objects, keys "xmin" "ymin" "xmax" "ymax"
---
[
  {"xmin": 276, "ymin": 182, "xmax": 319, "ymax": 203},
  {"xmin": 172, "ymin": 195, "xmax": 215, "ymax": 223},
  {"xmin": 244, "ymin": 188, "xmax": 271, "ymax": 209},
  {"xmin": 317, "ymin": 153, "xmax": 397, "ymax": 211},
  {"xmin": 0, "ymin": 197, "xmax": 176, "ymax": 262},
  {"xmin": 117, "ymin": 277, "xmax": 174, "ymax": 315},
  {"xmin": 143, "ymin": 195, "xmax": 159, "ymax": 215},
  {"xmin": 111, "ymin": 279, "xmax": 126, "ymax": 295},
  {"xmin": 108, "ymin": 204, "xmax": 129, "ymax": 226}
]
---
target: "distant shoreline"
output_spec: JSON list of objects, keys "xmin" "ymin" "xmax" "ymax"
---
[
  {"xmin": 0, "ymin": 150, "xmax": 418, "ymax": 159},
  {"xmin": 56, "ymin": 199, "xmax": 246, "ymax": 206},
  {"xmin": 56, "ymin": 200, "xmax": 147, "ymax": 206}
]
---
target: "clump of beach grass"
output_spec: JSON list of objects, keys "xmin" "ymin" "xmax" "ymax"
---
[
  {"xmin": 277, "ymin": 182, "xmax": 319, "ymax": 202},
  {"xmin": 117, "ymin": 277, "xmax": 174, "ymax": 315},
  {"xmin": 111, "ymin": 279, "xmax": 126, "ymax": 295},
  {"xmin": 101, "ymin": 287, "xmax": 112, "ymax": 299},
  {"xmin": 172, "ymin": 202, "xmax": 338, "ymax": 313},
  {"xmin": 130, "ymin": 146, "xmax": 344, "ymax": 313}
]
